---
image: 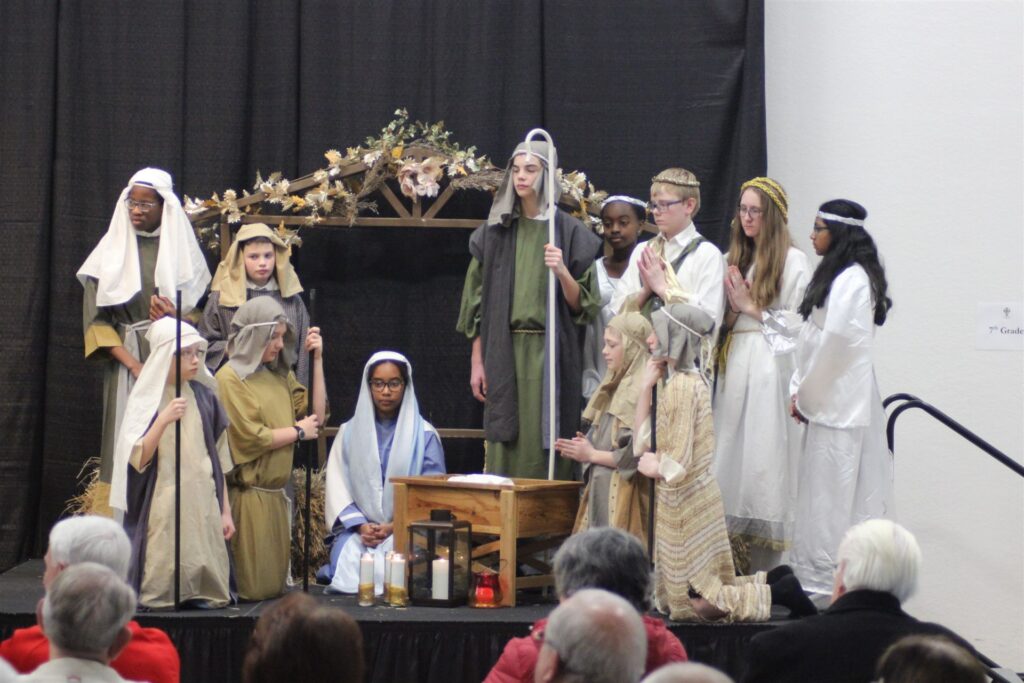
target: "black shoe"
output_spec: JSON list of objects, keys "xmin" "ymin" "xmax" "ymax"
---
[
  {"xmin": 766, "ymin": 564, "xmax": 794, "ymax": 585},
  {"xmin": 769, "ymin": 574, "xmax": 817, "ymax": 618}
]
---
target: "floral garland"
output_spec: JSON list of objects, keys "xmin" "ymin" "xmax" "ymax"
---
[{"xmin": 185, "ymin": 109, "xmax": 608, "ymax": 252}]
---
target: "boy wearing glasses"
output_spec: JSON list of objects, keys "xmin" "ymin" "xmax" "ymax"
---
[
  {"xmin": 611, "ymin": 168, "xmax": 725, "ymax": 337},
  {"xmin": 77, "ymin": 168, "xmax": 211, "ymax": 490}
]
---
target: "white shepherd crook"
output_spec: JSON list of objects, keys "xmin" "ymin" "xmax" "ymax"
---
[{"xmin": 522, "ymin": 128, "xmax": 558, "ymax": 480}]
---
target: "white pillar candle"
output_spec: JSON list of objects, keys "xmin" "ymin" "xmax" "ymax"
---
[
  {"xmin": 391, "ymin": 554, "xmax": 407, "ymax": 590},
  {"xmin": 431, "ymin": 557, "xmax": 449, "ymax": 600},
  {"xmin": 359, "ymin": 552, "xmax": 374, "ymax": 585}
]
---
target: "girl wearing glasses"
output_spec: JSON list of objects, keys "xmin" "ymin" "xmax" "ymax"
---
[
  {"xmin": 111, "ymin": 318, "xmax": 233, "ymax": 609},
  {"xmin": 321, "ymin": 351, "xmax": 446, "ymax": 593},
  {"xmin": 713, "ymin": 178, "xmax": 810, "ymax": 572},
  {"xmin": 77, "ymin": 168, "xmax": 211, "ymax": 495},
  {"xmin": 789, "ymin": 199, "xmax": 894, "ymax": 600}
]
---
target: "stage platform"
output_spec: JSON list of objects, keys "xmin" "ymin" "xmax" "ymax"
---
[{"xmin": 0, "ymin": 560, "xmax": 788, "ymax": 683}]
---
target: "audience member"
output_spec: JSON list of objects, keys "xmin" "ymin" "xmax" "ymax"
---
[
  {"xmin": 644, "ymin": 662, "xmax": 734, "ymax": 682},
  {"xmin": 486, "ymin": 528, "xmax": 687, "ymax": 682},
  {"xmin": 742, "ymin": 519, "xmax": 974, "ymax": 683},
  {"xmin": 22, "ymin": 562, "xmax": 138, "ymax": 682},
  {"xmin": 875, "ymin": 635, "xmax": 985, "ymax": 683},
  {"xmin": 0, "ymin": 516, "xmax": 179, "ymax": 682},
  {"xmin": 242, "ymin": 592, "xmax": 364, "ymax": 683},
  {"xmin": 533, "ymin": 589, "xmax": 646, "ymax": 683}
]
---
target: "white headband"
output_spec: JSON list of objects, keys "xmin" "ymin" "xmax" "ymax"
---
[
  {"xmin": 660, "ymin": 308, "xmax": 707, "ymax": 339},
  {"xmin": 817, "ymin": 210, "xmax": 865, "ymax": 227},
  {"xmin": 602, "ymin": 195, "xmax": 647, "ymax": 211}
]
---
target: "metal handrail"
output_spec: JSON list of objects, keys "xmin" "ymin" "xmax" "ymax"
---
[{"xmin": 884, "ymin": 394, "xmax": 1024, "ymax": 479}]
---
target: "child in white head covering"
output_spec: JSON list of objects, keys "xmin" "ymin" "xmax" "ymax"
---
[
  {"xmin": 112, "ymin": 317, "xmax": 233, "ymax": 609},
  {"xmin": 78, "ymin": 168, "xmax": 212, "ymax": 486},
  {"xmin": 321, "ymin": 351, "xmax": 446, "ymax": 593}
]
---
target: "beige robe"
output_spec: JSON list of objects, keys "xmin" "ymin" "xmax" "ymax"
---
[
  {"xmin": 130, "ymin": 384, "xmax": 233, "ymax": 608},
  {"xmin": 652, "ymin": 372, "xmax": 771, "ymax": 622}
]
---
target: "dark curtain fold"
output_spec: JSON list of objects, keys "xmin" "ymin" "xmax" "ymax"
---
[{"xmin": 0, "ymin": 0, "xmax": 765, "ymax": 569}]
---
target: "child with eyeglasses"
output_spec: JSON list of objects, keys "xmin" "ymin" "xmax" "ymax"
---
[
  {"xmin": 320, "ymin": 352, "xmax": 445, "ymax": 592},
  {"xmin": 610, "ymin": 168, "xmax": 725, "ymax": 338},
  {"xmin": 77, "ymin": 168, "xmax": 211, "ymax": 494}
]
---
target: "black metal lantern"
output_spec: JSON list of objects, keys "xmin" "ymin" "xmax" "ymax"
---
[{"xmin": 408, "ymin": 509, "xmax": 471, "ymax": 607}]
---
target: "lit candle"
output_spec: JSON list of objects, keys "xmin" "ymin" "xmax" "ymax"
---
[
  {"xmin": 383, "ymin": 551, "xmax": 393, "ymax": 595},
  {"xmin": 360, "ymin": 552, "xmax": 374, "ymax": 585},
  {"xmin": 391, "ymin": 554, "xmax": 407, "ymax": 591},
  {"xmin": 358, "ymin": 552, "xmax": 375, "ymax": 606},
  {"xmin": 431, "ymin": 557, "xmax": 449, "ymax": 600}
]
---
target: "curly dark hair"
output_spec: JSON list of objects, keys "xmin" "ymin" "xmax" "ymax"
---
[{"xmin": 799, "ymin": 199, "xmax": 892, "ymax": 325}]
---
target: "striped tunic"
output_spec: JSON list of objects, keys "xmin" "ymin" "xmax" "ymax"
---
[{"xmin": 652, "ymin": 372, "xmax": 771, "ymax": 622}]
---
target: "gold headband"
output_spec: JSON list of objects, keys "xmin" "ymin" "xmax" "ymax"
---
[
  {"xmin": 740, "ymin": 177, "xmax": 788, "ymax": 222},
  {"xmin": 651, "ymin": 171, "xmax": 700, "ymax": 188}
]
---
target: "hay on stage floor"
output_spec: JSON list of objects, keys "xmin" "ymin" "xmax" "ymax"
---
[
  {"xmin": 291, "ymin": 466, "xmax": 328, "ymax": 582},
  {"xmin": 65, "ymin": 458, "xmax": 113, "ymax": 518}
]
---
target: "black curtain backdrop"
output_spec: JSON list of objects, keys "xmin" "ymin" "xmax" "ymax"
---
[{"xmin": 0, "ymin": 0, "xmax": 765, "ymax": 570}]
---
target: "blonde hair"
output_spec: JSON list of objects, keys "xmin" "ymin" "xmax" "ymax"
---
[
  {"xmin": 726, "ymin": 178, "xmax": 793, "ymax": 309},
  {"xmin": 651, "ymin": 168, "xmax": 701, "ymax": 217}
]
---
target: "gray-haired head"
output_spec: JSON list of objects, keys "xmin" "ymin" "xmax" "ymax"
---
[
  {"xmin": 836, "ymin": 519, "xmax": 921, "ymax": 603},
  {"xmin": 41, "ymin": 562, "xmax": 136, "ymax": 661},
  {"xmin": 643, "ymin": 662, "xmax": 734, "ymax": 683},
  {"xmin": 554, "ymin": 527, "xmax": 652, "ymax": 611},
  {"xmin": 46, "ymin": 515, "xmax": 131, "ymax": 582},
  {"xmin": 542, "ymin": 589, "xmax": 646, "ymax": 683}
]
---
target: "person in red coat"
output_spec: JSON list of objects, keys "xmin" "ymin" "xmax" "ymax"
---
[
  {"xmin": 485, "ymin": 528, "xmax": 687, "ymax": 682},
  {"xmin": 0, "ymin": 515, "xmax": 180, "ymax": 683}
]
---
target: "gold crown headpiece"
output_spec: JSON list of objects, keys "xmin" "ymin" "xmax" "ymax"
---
[
  {"xmin": 740, "ymin": 177, "xmax": 788, "ymax": 222},
  {"xmin": 651, "ymin": 171, "xmax": 700, "ymax": 188}
]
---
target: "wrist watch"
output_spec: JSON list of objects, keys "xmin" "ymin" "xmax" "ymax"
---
[{"xmin": 294, "ymin": 425, "xmax": 305, "ymax": 441}]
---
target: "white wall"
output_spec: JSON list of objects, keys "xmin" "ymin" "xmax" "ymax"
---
[{"xmin": 766, "ymin": 0, "xmax": 1024, "ymax": 670}]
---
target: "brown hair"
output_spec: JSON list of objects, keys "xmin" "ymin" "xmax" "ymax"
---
[
  {"xmin": 875, "ymin": 635, "xmax": 984, "ymax": 683},
  {"xmin": 726, "ymin": 180, "xmax": 793, "ymax": 309},
  {"xmin": 242, "ymin": 592, "xmax": 365, "ymax": 683}
]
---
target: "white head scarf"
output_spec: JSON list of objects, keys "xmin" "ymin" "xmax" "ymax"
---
[
  {"xmin": 77, "ymin": 168, "xmax": 212, "ymax": 313},
  {"xmin": 109, "ymin": 317, "xmax": 215, "ymax": 512},
  {"xmin": 487, "ymin": 140, "xmax": 559, "ymax": 226},
  {"xmin": 324, "ymin": 351, "xmax": 434, "ymax": 527}
]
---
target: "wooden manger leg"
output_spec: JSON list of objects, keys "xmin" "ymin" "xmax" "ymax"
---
[
  {"xmin": 393, "ymin": 483, "xmax": 409, "ymax": 558},
  {"xmin": 499, "ymin": 489, "xmax": 518, "ymax": 607}
]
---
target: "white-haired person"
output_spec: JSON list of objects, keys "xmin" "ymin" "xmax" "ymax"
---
[
  {"xmin": 742, "ymin": 519, "xmax": 977, "ymax": 683},
  {"xmin": 0, "ymin": 516, "xmax": 179, "ymax": 682},
  {"xmin": 22, "ymin": 562, "xmax": 139, "ymax": 682},
  {"xmin": 486, "ymin": 527, "xmax": 687, "ymax": 683},
  {"xmin": 644, "ymin": 662, "xmax": 734, "ymax": 683},
  {"xmin": 533, "ymin": 589, "xmax": 647, "ymax": 683},
  {"xmin": 77, "ymin": 168, "xmax": 211, "ymax": 489}
]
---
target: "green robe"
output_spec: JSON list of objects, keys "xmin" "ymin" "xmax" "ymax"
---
[
  {"xmin": 82, "ymin": 233, "xmax": 159, "ymax": 483},
  {"xmin": 458, "ymin": 217, "xmax": 600, "ymax": 478}
]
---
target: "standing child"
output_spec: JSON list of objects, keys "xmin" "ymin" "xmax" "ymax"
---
[
  {"xmin": 581, "ymin": 196, "xmax": 644, "ymax": 399},
  {"xmin": 216, "ymin": 297, "xmax": 326, "ymax": 601},
  {"xmin": 612, "ymin": 169, "xmax": 724, "ymax": 337},
  {"xmin": 111, "ymin": 318, "xmax": 234, "ymax": 609},
  {"xmin": 713, "ymin": 178, "xmax": 810, "ymax": 571},
  {"xmin": 456, "ymin": 140, "xmax": 602, "ymax": 479},
  {"xmin": 789, "ymin": 199, "xmax": 894, "ymax": 599},
  {"xmin": 77, "ymin": 168, "xmax": 211, "ymax": 488},
  {"xmin": 200, "ymin": 223, "xmax": 311, "ymax": 386}
]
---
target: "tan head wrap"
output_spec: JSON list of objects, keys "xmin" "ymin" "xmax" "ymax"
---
[
  {"xmin": 582, "ymin": 312, "xmax": 653, "ymax": 427},
  {"xmin": 210, "ymin": 223, "xmax": 303, "ymax": 308},
  {"xmin": 226, "ymin": 297, "xmax": 296, "ymax": 380}
]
